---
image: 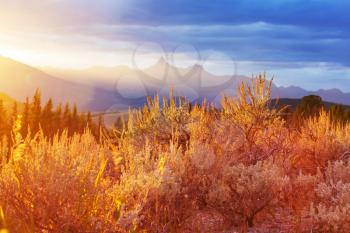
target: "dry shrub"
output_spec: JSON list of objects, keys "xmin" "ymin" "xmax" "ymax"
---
[
  {"xmin": 207, "ymin": 160, "xmax": 289, "ymax": 232},
  {"xmin": 221, "ymin": 74, "xmax": 290, "ymax": 165},
  {"xmin": 111, "ymin": 139, "xmax": 184, "ymax": 232},
  {"xmin": 110, "ymin": 75, "xmax": 295, "ymax": 232},
  {"xmin": 126, "ymin": 92, "xmax": 192, "ymax": 149},
  {"xmin": 109, "ymin": 75, "xmax": 294, "ymax": 233},
  {"xmin": 0, "ymin": 130, "xmax": 116, "ymax": 233},
  {"xmin": 2, "ymin": 74, "xmax": 350, "ymax": 232},
  {"xmin": 291, "ymin": 110, "xmax": 350, "ymax": 174},
  {"xmin": 301, "ymin": 160, "xmax": 350, "ymax": 233}
]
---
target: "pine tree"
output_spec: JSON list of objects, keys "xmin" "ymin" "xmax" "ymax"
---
[
  {"xmin": 41, "ymin": 98, "xmax": 54, "ymax": 136},
  {"xmin": 98, "ymin": 115, "xmax": 104, "ymax": 129},
  {"xmin": 10, "ymin": 101, "xmax": 18, "ymax": 129},
  {"xmin": 96, "ymin": 115, "xmax": 105, "ymax": 139},
  {"xmin": 293, "ymin": 95, "xmax": 324, "ymax": 126},
  {"xmin": 63, "ymin": 103, "xmax": 71, "ymax": 132},
  {"xmin": 329, "ymin": 104, "xmax": 347, "ymax": 124},
  {"xmin": 86, "ymin": 112, "xmax": 93, "ymax": 128},
  {"xmin": 54, "ymin": 103, "xmax": 62, "ymax": 134},
  {"xmin": 79, "ymin": 113, "xmax": 87, "ymax": 133},
  {"xmin": 30, "ymin": 89, "xmax": 42, "ymax": 134},
  {"xmin": 0, "ymin": 100, "xmax": 9, "ymax": 138},
  {"xmin": 70, "ymin": 104, "xmax": 79, "ymax": 134},
  {"xmin": 21, "ymin": 97, "xmax": 30, "ymax": 137},
  {"xmin": 114, "ymin": 116, "xmax": 125, "ymax": 131}
]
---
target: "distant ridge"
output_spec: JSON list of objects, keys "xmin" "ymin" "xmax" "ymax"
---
[
  {"xmin": 45, "ymin": 58, "xmax": 350, "ymax": 106},
  {"xmin": 0, "ymin": 56, "xmax": 96, "ymax": 110},
  {"xmin": 3, "ymin": 56, "xmax": 350, "ymax": 110},
  {"xmin": 272, "ymin": 98, "xmax": 350, "ymax": 111},
  {"xmin": 271, "ymin": 85, "xmax": 350, "ymax": 106}
]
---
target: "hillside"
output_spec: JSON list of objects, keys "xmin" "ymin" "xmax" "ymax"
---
[
  {"xmin": 44, "ymin": 58, "xmax": 350, "ymax": 107},
  {"xmin": 0, "ymin": 56, "xmax": 96, "ymax": 110},
  {"xmin": 272, "ymin": 98, "xmax": 350, "ymax": 111},
  {"xmin": 0, "ymin": 92, "xmax": 16, "ymax": 107},
  {"xmin": 5, "ymin": 56, "xmax": 350, "ymax": 112}
]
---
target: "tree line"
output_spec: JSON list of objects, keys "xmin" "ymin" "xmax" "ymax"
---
[
  {"xmin": 1, "ymin": 90, "xmax": 347, "ymax": 142},
  {"xmin": 279, "ymin": 95, "xmax": 350, "ymax": 126},
  {"xmin": 0, "ymin": 89, "xmax": 105, "ymax": 140}
]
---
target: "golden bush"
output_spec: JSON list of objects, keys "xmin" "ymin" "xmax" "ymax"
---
[{"xmin": 1, "ymin": 75, "xmax": 350, "ymax": 232}]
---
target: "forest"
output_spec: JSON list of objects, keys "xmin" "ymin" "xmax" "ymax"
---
[
  {"xmin": 0, "ymin": 75, "xmax": 350, "ymax": 232},
  {"xmin": 0, "ymin": 89, "xmax": 105, "ymax": 141}
]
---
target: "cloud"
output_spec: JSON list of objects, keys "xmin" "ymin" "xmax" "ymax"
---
[
  {"xmin": 1, "ymin": 0, "xmax": 350, "ymax": 90},
  {"xmin": 71, "ymin": 22, "xmax": 350, "ymax": 65},
  {"xmin": 107, "ymin": 0, "xmax": 350, "ymax": 29}
]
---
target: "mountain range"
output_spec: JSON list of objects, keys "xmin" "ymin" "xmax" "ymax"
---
[
  {"xmin": 1, "ymin": 56, "xmax": 350, "ymax": 112},
  {"xmin": 0, "ymin": 56, "xmax": 122, "ymax": 111}
]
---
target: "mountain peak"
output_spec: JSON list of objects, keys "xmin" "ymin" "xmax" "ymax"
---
[
  {"xmin": 317, "ymin": 88, "xmax": 343, "ymax": 94},
  {"xmin": 145, "ymin": 57, "xmax": 169, "ymax": 70},
  {"xmin": 157, "ymin": 57, "xmax": 167, "ymax": 66}
]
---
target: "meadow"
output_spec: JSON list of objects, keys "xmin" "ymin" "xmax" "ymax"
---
[{"xmin": 1, "ymin": 75, "xmax": 349, "ymax": 233}]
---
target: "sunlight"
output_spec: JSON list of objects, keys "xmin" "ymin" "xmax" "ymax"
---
[
  {"xmin": 0, "ymin": 46, "xmax": 28, "ymax": 64},
  {"xmin": 0, "ymin": 1, "xmax": 349, "ymax": 231}
]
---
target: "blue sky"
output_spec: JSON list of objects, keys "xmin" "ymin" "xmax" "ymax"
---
[{"xmin": 1, "ymin": 0, "xmax": 350, "ymax": 91}]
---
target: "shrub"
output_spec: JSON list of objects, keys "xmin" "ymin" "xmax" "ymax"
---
[
  {"xmin": 126, "ymin": 92, "xmax": 192, "ymax": 149},
  {"xmin": 207, "ymin": 160, "xmax": 289, "ymax": 232},
  {"xmin": 291, "ymin": 110, "xmax": 350, "ymax": 174},
  {"xmin": 0, "ymin": 130, "xmax": 116, "ymax": 233},
  {"xmin": 302, "ymin": 160, "xmax": 350, "ymax": 233},
  {"xmin": 1, "ymin": 74, "xmax": 350, "ymax": 232},
  {"xmin": 221, "ymin": 74, "xmax": 290, "ymax": 165}
]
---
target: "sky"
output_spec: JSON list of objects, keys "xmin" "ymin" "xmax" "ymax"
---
[{"xmin": 1, "ymin": 0, "xmax": 350, "ymax": 91}]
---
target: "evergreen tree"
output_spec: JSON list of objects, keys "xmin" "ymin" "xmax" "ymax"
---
[
  {"xmin": 293, "ymin": 95, "xmax": 324, "ymax": 125},
  {"xmin": 41, "ymin": 98, "xmax": 54, "ymax": 136},
  {"xmin": 79, "ymin": 113, "xmax": 87, "ymax": 133},
  {"xmin": 114, "ymin": 116, "xmax": 125, "ymax": 131},
  {"xmin": 70, "ymin": 104, "xmax": 79, "ymax": 134},
  {"xmin": 96, "ymin": 115, "xmax": 105, "ymax": 139},
  {"xmin": 330, "ymin": 104, "xmax": 347, "ymax": 124},
  {"xmin": 21, "ymin": 97, "xmax": 30, "ymax": 137},
  {"xmin": 0, "ymin": 100, "xmax": 9, "ymax": 138},
  {"xmin": 54, "ymin": 103, "xmax": 62, "ymax": 134},
  {"xmin": 86, "ymin": 112, "xmax": 93, "ymax": 128},
  {"xmin": 30, "ymin": 89, "xmax": 42, "ymax": 134},
  {"xmin": 63, "ymin": 103, "xmax": 71, "ymax": 131},
  {"xmin": 10, "ymin": 101, "xmax": 18, "ymax": 129}
]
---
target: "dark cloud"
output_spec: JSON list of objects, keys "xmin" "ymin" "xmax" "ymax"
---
[
  {"xmin": 81, "ymin": 0, "xmax": 349, "ymax": 66},
  {"xmin": 74, "ymin": 22, "xmax": 350, "ymax": 66},
  {"xmin": 114, "ymin": 0, "xmax": 350, "ymax": 29}
]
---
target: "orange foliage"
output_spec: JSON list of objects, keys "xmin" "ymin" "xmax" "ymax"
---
[{"xmin": 1, "ymin": 74, "xmax": 350, "ymax": 232}]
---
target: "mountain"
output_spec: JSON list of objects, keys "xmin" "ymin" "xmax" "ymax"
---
[
  {"xmin": 4, "ymin": 56, "xmax": 350, "ymax": 112},
  {"xmin": 43, "ymin": 58, "xmax": 350, "ymax": 107},
  {"xmin": 271, "ymin": 86, "xmax": 350, "ymax": 106},
  {"xmin": 272, "ymin": 98, "xmax": 350, "ymax": 111},
  {"xmin": 43, "ymin": 58, "xmax": 248, "ymax": 107},
  {"xmin": 0, "ymin": 56, "xmax": 99, "ymax": 110},
  {"xmin": 43, "ymin": 65, "xmax": 132, "ymax": 88}
]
